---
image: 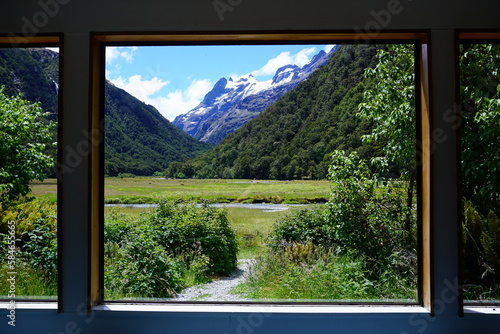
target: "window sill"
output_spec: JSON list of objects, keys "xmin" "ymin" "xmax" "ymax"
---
[
  {"xmin": 0, "ymin": 301, "xmax": 57, "ymax": 310},
  {"xmin": 464, "ymin": 306, "xmax": 500, "ymax": 315},
  {"xmin": 94, "ymin": 303, "xmax": 430, "ymax": 314}
]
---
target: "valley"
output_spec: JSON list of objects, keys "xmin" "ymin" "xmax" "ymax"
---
[
  {"xmin": 30, "ymin": 177, "xmax": 330, "ymax": 204},
  {"xmin": 4, "ymin": 44, "xmax": 424, "ymax": 302}
]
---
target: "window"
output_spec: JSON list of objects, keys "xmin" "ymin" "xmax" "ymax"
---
[
  {"xmin": 89, "ymin": 32, "xmax": 431, "ymax": 307},
  {"xmin": 4, "ymin": 1, "xmax": 500, "ymax": 333},
  {"xmin": 458, "ymin": 34, "xmax": 500, "ymax": 305},
  {"xmin": 0, "ymin": 37, "xmax": 60, "ymax": 303}
]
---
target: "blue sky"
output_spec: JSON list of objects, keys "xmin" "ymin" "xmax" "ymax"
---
[{"xmin": 105, "ymin": 44, "xmax": 335, "ymax": 120}]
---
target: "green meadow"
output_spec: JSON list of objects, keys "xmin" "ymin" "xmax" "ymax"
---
[
  {"xmin": 30, "ymin": 177, "xmax": 330, "ymax": 258},
  {"xmin": 30, "ymin": 177, "xmax": 330, "ymax": 204}
]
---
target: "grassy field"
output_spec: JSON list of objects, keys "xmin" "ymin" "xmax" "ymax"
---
[
  {"xmin": 30, "ymin": 177, "xmax": 329, "ymax": 259},
  {"xmin": 30, "ymin": 177, "xmax": 330, "ymax": 204}
]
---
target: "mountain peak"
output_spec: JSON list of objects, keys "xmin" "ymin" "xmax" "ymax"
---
[
  {"xmin": 201, "ymin": 77, "xmax": 228, "ymax": 106},
  {"xmin": 301, "ymin": 48, "xmax": 333, "ymax": 74},
  {"xmin": 173, "ymin": 48, "xmax": 335, "ymax": 144},
  {"xmin": 272, "ymin": 64, "xmax": 300, "ymax": 85}
]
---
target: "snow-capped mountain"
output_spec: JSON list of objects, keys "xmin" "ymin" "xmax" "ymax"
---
[{"xmin": 173, "ymin": 47, "xmax": 336, "ymax": 144}]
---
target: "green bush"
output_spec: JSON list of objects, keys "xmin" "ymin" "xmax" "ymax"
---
[
  {"xmin": 268, "ymin": 208, "xmax": 333, "ymax": 249},
  {"xmin": 268, "ymin": 151, "xmax": 416, "ymax": 277},
  {"xmin": 150, "ymin": 201, "xmax": 238, "ymax": 275},
  {"xmin": 104, "ymin": 208, "xmax": 184, "ymax": 299},
  {"xmin": 104, "ymin": 201, "xmax": 238, "ymax": 299},
  {"xmin": 105, "ymin": 231, "xmax": 183, "ymax": 299},
  {"xmin": 104, "ymin": 208, "xmax": 138, "ymax": 244},
  {"xmin": 0, "ymin": 198, "xmax": 57, "ymax": 296},
  {"xmin": 249, "ymin": 150, "xmax": 418, "ymax": 300},
  {"xmin": 463, "ymin": 199, "xmax": 500, "ymax": 299},
  {"xmin": 325, "ymin": 150, "xmax": 416, "ymax": 277}
]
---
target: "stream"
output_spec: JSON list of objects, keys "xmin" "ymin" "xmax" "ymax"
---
[{"xmin": 105, "ymin": 202, "xmax": 317, "ymax": 212}]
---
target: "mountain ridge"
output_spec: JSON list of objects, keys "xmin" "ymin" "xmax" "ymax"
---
[
  {"xmin": 173, "ymin": 47, "xmax": 336, "ymax": 145},
  {"xmin": 0, "ymin": 48, "xmax": 211, "ymax": 177}
]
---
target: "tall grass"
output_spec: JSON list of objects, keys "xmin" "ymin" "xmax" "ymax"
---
[
  {"xmin": 0, "ymin": 198, "xmax": 58, "ymax": 299},
  {"xmin": 235, "ymin": 242, "xmax": 416, "ymax": 302},
  {"xmin": 226, "ymin": 207, "xmax": 290, "ymax": 258},
  {"xmin": 0, "ymin": 261, "xmax": 57, "ymax": 299}
]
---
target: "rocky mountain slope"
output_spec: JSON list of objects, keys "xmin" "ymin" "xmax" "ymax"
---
[{"xmin": 173, "ymin": 47, "xmax": 336, "ymax": 145}]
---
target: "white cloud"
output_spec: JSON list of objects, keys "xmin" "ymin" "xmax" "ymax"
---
[
  {"xmin": 151, "ymin": 79, "xmax": 213, "ymax": 120},
  {"xmin": 251, "ymin": 47, "xmax": 317, "ymax": 77},
  {"xmin": 184, "ymin": 79, "xmax": 213, "ymax": 101},
  {"xmin": 45, "ymin": 47, "xmax": 59, "ymax": 53},
  {"xmin": 110, "ymin": 75, "xmax": 168, "ymax": 102},
  {"xmin": 110, "ymin": 75, "xmax": 212, "ymax": 121},
  {"xmin": 106, "ymin": 47, "xmax": 138, "ymax": 64}
]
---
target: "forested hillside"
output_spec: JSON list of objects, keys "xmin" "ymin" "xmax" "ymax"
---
[
  {"xmin": 166, "ymin": 45, "xmax": 384, "ymax": 180},
  {"xmin": 0, "ymin": 48, "xmax": 212, "ymax": 177},
  {"xmin": 105, "ymin": 82, "xmax": 212, "ymax": 176},
  {"xmin": 0, "ymin": 48, "xmax": 59, "ymax": 119}
]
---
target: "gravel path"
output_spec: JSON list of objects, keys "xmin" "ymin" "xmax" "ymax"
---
[{"xmin": 172, "ymin": 259, "xmax": 254, "ymax": 301}]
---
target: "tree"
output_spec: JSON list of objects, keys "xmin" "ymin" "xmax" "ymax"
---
[
  {"xmin": 360, "ymin": 43, "xmax": 499, "ymax": 216},
  {"xmin": 359, "ymin": 44, "xmax": 500, "ymax": 295},
  {"xmin": 460, "ymin": 44, "xmax": 500, "ymax": 216},
  {"xmin": 0, "ymin": 87, "xmax": 55, "ymax": 206},
  {"xmin": 459, "ymin": 44, "xmax": 500, "ymax": 295},
  {"xmin": 358, "ymin": 44, "xmax": 416, "ymax": 245},
  {"xmin": 358, "ymin": 44, "xmax": 416, "ymax": 178}
]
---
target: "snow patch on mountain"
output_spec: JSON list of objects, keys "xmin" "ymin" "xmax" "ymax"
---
[{"xmin": 173, "ymin": 47, "xmax": 337, "ymax": 144}]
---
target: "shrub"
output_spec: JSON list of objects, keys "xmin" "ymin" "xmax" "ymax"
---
[
  {"xmin": 104, "ymin": 208, "xmax": 138, "ymax": 244},
  {"xmin": 104, "ymin": 231, "xmax": 183, "ymax": 299},
  {"xmin": 250, "ymin": 150, "xmax": 418, "ymax": 301},
  {"xmin": 150, "ymin": 201, "xmax": 238, "ymax": 275},
  {"xmin": 268, "ymin": 208, "xmax": 333, "ymax": 249},
  {"xmin": 104, "ymin": 201, "xmax": 238, "ymax": 299},
  {"xmin": 325, "ymin": 150, "xmax": 416, "ymax": 278},
  {"xmin": 463, "ymin": 199, "xmax": 500, "ymax": 298}
]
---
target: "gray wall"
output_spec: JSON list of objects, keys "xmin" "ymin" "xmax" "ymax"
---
[{"xmin": 1, "ymin": 0, "xmax": 500, "ymax": 333}]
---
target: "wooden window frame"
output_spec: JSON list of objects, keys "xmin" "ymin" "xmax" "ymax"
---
[
  {"xmin": 0, "ymin": 34, "xmax": 63, "ymax": 309},
  {"xmin": 89, "ymin": 31, "xmax": 432, "ymax": 311},
  {"xmin": 456, "ymin": 30, "xmax": 500, "ymax": 310}
]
